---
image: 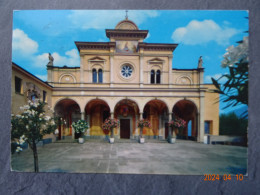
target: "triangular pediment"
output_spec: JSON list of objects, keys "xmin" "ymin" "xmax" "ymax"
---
[
  {"xmin": 147, "ymin": 58, "xmax": 165, "ymax": 64},
  {"xmin": 88, "ymin": 56, "xmax": 106, "ymax": 62}
]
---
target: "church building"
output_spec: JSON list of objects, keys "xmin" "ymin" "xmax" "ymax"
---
[{"xmin": 12, "ymin": 16, "xmax": 219, "ymax": 143}]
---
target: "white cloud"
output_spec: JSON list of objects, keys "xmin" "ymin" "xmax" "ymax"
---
[
  {"xmin": 34, "ymin": 49, "xmax": 80, "ymax": 67},
  {"xmin": 68, "ymin": 10, "xmax": 158, "ymax": 30},
  {"xmin": 172, "ymin": 20, "xmax": 239, "ymax": 46},
  {"xmin": 12, "ymin": 29, "xmax": 38, "ymax": 55},
  {"xmin": 35, "ymin": 74, "xmax": 47, "ymax": 81}
]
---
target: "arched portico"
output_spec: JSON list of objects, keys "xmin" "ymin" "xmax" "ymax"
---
[
  {"xmin": 114, "ymin": 99, "xmax": 140, "ymax": 139},
  {"xmin": 143, "ymin": 99, "xmax": 169, "ymax": 139},
  {"xmin": 172, "ymin": 99, "xmax": 198, "ymax": 141},
  {"xmin": 85, "ymin": 99, "xmax": 110, "ymax": 137},
  {"xmin": 54, "ymin": 98, "xmax": 81, "ymax": 140}
]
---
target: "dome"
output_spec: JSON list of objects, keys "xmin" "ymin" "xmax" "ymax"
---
[{"xmin": 115, "ymin": 19, "xmax": 139, "ymax": 30}]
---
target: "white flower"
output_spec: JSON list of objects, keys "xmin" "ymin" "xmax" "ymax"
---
[
  {"xmin": 44, "ymin": 116, "xmax": 51, "ymax": 121},
  {"xmin": 221, "ymin": 36, "xmax": 248, "ymax": 68},
  {"xmin": 16, "ymin": 146, "xmax": 23, "ymax": 153},
  {"xmin": 16, "ymin": 115, "xmax": 21, "ymax": 118},
  {"xmin": 54, "ymin": 129, "xmax": 59, "ymax": 134},
  {"xmin": 26, "ymin": 125, "xmax": 29, "ymax": 129}
]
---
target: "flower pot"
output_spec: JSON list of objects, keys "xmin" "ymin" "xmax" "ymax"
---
[
  {"xmin": 109, "ymin": 138, "xmax": 114, "ymax": 144},
  {"xmin": 78, "ymin": 137, "xmax": 84, "ymax": 144},
  {"xmin": 139, "ymin": 137, "xmax": 145, "ymax": 144},
  {"xmin": 168, "ymin": 137, "xmax": 176, "ymax": 144}
]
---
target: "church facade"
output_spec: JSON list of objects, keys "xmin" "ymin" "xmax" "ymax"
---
[{"xmin": 12, "ymin": 18, "xmax": 219, "ymax": 143}]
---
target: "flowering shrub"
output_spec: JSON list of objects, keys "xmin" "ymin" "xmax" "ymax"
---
[
  {"xmin": 168, "ymin": 116, "xmax": 186, "ymax": 130},
  {"xmin": 221, "ymin": 36, "xmax": 248, "ymax": 68},
  {"xmin": 11, "ymin": 99, "xmax": 57, "ymax": 172},
  {"xmin": 72, "ymin": 120, "xmax": 89, "ymax": 136},
  {"xmin": 102, "ymin": 118, "xmax": 119, "ymax": 139},
  {"xmin": 137, "ymin": 119, "xmax": 151, "ymax": 128},
  {"xmin": 102, "ymin": 118, "xmax": 120, "ymax": 130}
]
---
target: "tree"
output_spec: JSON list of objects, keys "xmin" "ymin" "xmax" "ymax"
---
[
  {"xmin": 211, "ymin": 36, "xmax": 248, "ymax": 118},
  {"xmin": 11, "ymin": 99, "xmax": 57, "ymax": 172},
  {"xmin": 219, "ymin": 112, "xmax": 248, "ymax": 136}
]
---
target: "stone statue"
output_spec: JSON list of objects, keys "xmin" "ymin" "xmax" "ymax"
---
[
  {"xmin": 198, "ymin": 56, "xmax": 203, "ymax": 68},
  {"xmin": 47, "ymin": 53, "xmax": 54, "ymax": 66}
]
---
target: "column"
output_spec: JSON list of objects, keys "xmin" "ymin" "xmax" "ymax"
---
[
  {"xmin": 199, "ymin": 94, "xmax": 205, "ymax": 143},
  {"xmin": 168, "ymin": 112, "xmax": 172, "ymax": 139},
  {"xmin": 80, "ymin": 56, "xmax": 84, "ymax": 86},
  {"xmin": 81, "ymin": 112, "xmax": 85, "ymax": 120},
  {"xmin": 139, "ymin": 112, "xmax": 143, "ymax": 138},
  {"xmin": 158, "ymin": 115, "xmax": 162, "ymax": 139},
  {"xmin": 110, "ymin": 112, "xmax": 114, "ymax": 119},
  {"xmin": 110, "ymin": 54, "xmax": 114, "ymax": 87},
  {"xmin": 135, "ymin": 114, "xmax": 139, "ymax": 138},
  {"xmin": 168, "ymin": 55, "xmax": 173, "ymax": 88},
  {"xmin": 86, "ymin": 114, "xmax": 90, "ymax": 136},
  {"xmin": 139, "ymin": 55, "xmax": 144, "ymax": 87}
]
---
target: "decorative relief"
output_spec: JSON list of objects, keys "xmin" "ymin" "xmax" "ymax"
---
[
  {"xmin": 59, "ymin": 74, "xmax": 76, "ymax": 83},
  {"xmin": 176, "ymin": 75, "xmax": 192, "ymax": 85}
]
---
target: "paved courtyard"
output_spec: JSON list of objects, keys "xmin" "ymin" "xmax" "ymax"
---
[{"xmin": 11, "ymin": 139, "xmax": 247, "ymax": 175}]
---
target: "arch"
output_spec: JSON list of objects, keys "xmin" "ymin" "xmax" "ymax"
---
[
  {"xmin": 85, "ymin": 98, "xmax": 111, "ymax": 113},
  {"xmin": 176, "ymin": 75, "xmax": 193, "ymax": 85},
  {"xmin": 92, "ymin": 68, "xmax": 97, "ymax": 83},
  {"xmin": 114, "ymin": 98, "xmax": 140, "ymax": 139},
  {"xmin": 91, "ymin": 63, "xmax": 103, "ymax": 70},
  {"xmin": 151, "ymin": 70, "xmax": 155, "ymax": 84},
  {"xmin": 172, "ymin": 99, "xmax": 198, "ymax": 141},
  {"xmin": 143, "ymin": 99, "xmax": 170, "ymax": 139},
  {"xmin": 58, "ymin": 73, "xmax": 77, "ymax": 83},
  {"xmin": 143, "ymin": 98, "xmax": 170, "ymax": 114},
  {"xmin": 54, "ymin": 98, "xmax": 81, "ymax": 140},
  {"xmin": 112, "ymin": 98, "xmax": 141, "ymax": 113},
  {"xmin": 53, "ymin": 97, "xmax": 82, "ymax": 112},
  {"xmin": 156, "ymin": 70, "xmax": 161, "ymax": 84},
  {"xmin": 85, "ymin": 99, "xmax": 111, "ymax": 137},
  {"xmin": 98, "ymin": 69, "xmax": 103, "ymax": 83}
]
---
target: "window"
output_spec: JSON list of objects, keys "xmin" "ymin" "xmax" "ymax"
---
[
  {"xmin": 156, "ymin": 70, "xmax": 161, "ymax": 84},
  {"xmin": 204, "ymin": 121, "xmax": 212, "ymax": 134},
  {"xmin": 92, "ymin": 69, "xmax": 97, "ymax": 83},
  {"xmin": 121, "ymin": 65, "xmax": 133, "ymax": 78},
  {"xmin": 98, "ymin": 69, "xmax": 103, "ymax": 83},
  {"xmin": 43, "ymin": 90, "xmax": 47, "ymax": 102},
  {"xmin": 15, "ymin": 76, "xmax": 22, "ymax": 94},
  {"xmin": 150, "ymin": 70, "xmax": 155, "ymax": 84}
]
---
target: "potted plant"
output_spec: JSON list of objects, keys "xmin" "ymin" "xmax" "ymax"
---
[
  {"xmin": 168, "ymin": 116, "xmax": 186, "ymax": 144},
  {"xmin": 102, "ymin": 118, "xmax": 120, "ymax": 144},
  {"xmin": 72, "ymin": 119, "xmax": 89, "ymax": 144},
  {"xmin": 137, "ymin": 119, "xmax": 151, "ymax": 144}
]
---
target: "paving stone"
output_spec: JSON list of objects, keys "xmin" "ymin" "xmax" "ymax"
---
[{"xmin": 11, "ymin": 140, "xmax": 247, "ymax": 175}]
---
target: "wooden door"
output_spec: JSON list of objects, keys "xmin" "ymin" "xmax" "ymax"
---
[{"xmin": 120, "ymin": 119, "xmax": 130, "ymax": 139}]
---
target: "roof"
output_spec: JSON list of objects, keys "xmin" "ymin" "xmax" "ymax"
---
[
  {"xmin": 115, "ymin": 19, "xmax": 139, "ymax": 30},
  {"xmin": 12, "ymin": 62, "xmax": 53, "ymax": 88}
]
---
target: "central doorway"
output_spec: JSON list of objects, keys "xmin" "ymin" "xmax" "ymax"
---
[{"xmin": 120, "ymin": 119, "xmax": 130, "ymax": 139}]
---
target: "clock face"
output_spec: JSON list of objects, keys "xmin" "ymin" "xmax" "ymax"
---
[{"xmin": 121, "ymin": 65, "xmax": 133, "ymax": 78}]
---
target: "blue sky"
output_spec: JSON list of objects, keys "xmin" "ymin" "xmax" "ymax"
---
[{"xmin": 12, "ymin": 10, "xmax": 248, "ymax": 114}]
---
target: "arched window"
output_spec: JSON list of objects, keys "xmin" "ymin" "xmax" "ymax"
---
[
  {"xmin": 156, "ymin": 70, "xmax": 161, "ymax": 84},
  {"xmin": 151, "ymin": 70, "xmax": 155, "ymax": 84},
  {"xmin": 92, "ymin": 69, "xmax": 97, "ymax": 83},
  {"xmin": 98, "ymin": 69, "xmax": 103, "ymax": 83}
]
